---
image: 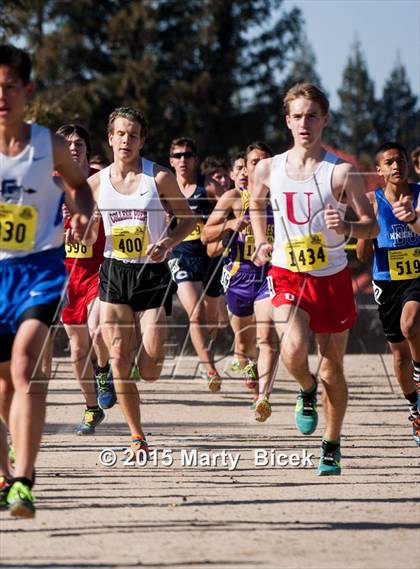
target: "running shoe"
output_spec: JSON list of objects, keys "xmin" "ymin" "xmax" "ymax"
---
[
  {"xmin": 295, "ymin": 378, "xmax": 318, "ymax": 435},
  {"xmin": 96, "ymin": 367, "xmax": 117, "ymax": 409},
  {"xmin": 198, "ymin": 363, "xmax": 208, "ymax": 381},
  {"xmin": 243, "ymin": 360, "xmax": 258, "ymax": 391},
  {"xmin": 412, "ymin": 416, "xmax": 420, "ymax": 446},
  {"xmin": 317, "ymin": 440, "xmax": 341, "ymax": 476},
  {"xmin": 75, "ymin": 407, "xmax": 105, "ymax": 435},
  {"xmin": 131, "ymin": 363, "xmax": 141, "ymax": 381},
  {"xmin": 206, "ymin": 370, "xmax": 222, "ymax": 393},
  {"xmin": 7, "ymin": 481, "xmax": 35, "ymax": 518},
  {"xmin": 130, "ymin": 436, "xmax": 150, "ymax": 460},
  {"xmin": 0, "ymin": 478, "xmax": 11, "ymax": 510},
  {"xmin": 229, "ymin": 358, "xmax": 241, "ymax": 373},
  {"xmin": 255, "ymin": 396, "xmax": 272, "ymax": 422}
]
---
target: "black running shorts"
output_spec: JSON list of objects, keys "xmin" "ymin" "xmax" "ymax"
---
[
  {"xmin": 99, "ymin": 258, "xmax": 174, "ymax": 315},
  {"xmin": 168, "ymin": 254, "xmax": 223, "ymax": 297},
  {"xmin": 373, "ymin": 278, "xmax": 420, "ymax": 343}
]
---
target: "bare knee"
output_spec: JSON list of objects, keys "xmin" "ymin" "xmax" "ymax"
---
[
  {"xmin": 319, "ymin": 360, "xmax": 345, "ymax": 385},
  {"xmin": 69, "ymin": 339, "xmax": 91, "ymax": 363},
  {"xmin": 392, "ymin": 349, "xmax": 412, "ymax": 372},
  {"xmin": 401, "ymin": 313, "xmax": 420, "ymax": 343},
  {"xmin": 10, "ymin": 354, "xmax": 47, "ymax": 395},
  {"xmin": 281, "ymin": 348, "xmax": 307, "ymax": 376}
]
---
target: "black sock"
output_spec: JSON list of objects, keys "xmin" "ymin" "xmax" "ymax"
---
[
  {"xmin": 322, "ymin": 439, "xmax": 340, "ymax": 450},
  {"xmin": 404, "ymin": 390, "xmax": 418, "ymax": 405},
  {"xmin": 12, "ymin": 476, "xmax": 33, "ymax": 489},
  {"xmin": 87, "ymin": 405, "xmax": 100, "ymax": 411},
  {"xmin": 413, "ymin": 360, "xmax": 420, "ymax": 387},
  {"xmin": 96, "ymin": 363, "xmax": 110, "ymax": 374}
]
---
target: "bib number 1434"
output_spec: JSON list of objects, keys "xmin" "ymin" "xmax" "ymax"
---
[{"xmin": 286, "ymin": 233, "xmax": 328, "ymax": 272}]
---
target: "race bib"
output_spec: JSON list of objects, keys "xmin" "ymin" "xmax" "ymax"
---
[
  {"xmin": 221, "ymin": 266, "xmax": 231, "ymax": 292},
  {"xmin": 243, "ymin": 234, "xmax": 274, "ymax": 261},
  {"xmin": 65, "ymin": 242, "xmax": 93, "ymax": 259},
  {"xmin": 0, "ymin": 203, "xmax": 37, "ymax": 251},
  {"xmin": 388, "ymin": 248, "xmax": 420, "ymax": 281},
  {"xmin": 112, "ymin": 225, "xmax": 148, "ymax": 259},
  {"xmin": 286, "ymin": 232, "xmax": 328, "ymax": 272},
  {"xmin": 183, "ymin": 221, "xmax": 204, "ymax": 242}
]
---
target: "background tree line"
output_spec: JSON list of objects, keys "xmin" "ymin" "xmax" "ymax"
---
[{"xmin": 1, "ymin": 0, "xmax": 418, "ymax": 167}]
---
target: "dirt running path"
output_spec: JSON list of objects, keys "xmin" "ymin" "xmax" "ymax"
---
[{"xmin": 1, "ymin": 354, "xmax": 419, "ymax": 569}]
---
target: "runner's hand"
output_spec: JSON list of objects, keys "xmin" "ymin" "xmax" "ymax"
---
[
  {"xmin": 70, "ymin": 213, "xmax": 91, "ymax": 242},
  {"xmin": 228, "ymin": 217, "xmax": 249, "ymax": 233},
  {"xmin": 62, "ymin": 203, "xmax": 72, "ymax": 220},
  {"xmin": 146, "ymin": 239, "xmax": 171, "ymax": 262},
  {"xmin": 393, "ymin": 196, "xmax": 416, "ymax": 223},
  {"xmin": 324, "ymin": 204, "xmax": 346, "ymax": 234},
  {"xmin": 252, "ymin": 241, "xmax": 272, "ymax": 266}
]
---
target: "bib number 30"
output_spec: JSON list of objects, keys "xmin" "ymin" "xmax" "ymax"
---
[{"xmin": 0, "ymin": 203, "xmax": 37, "ymax": 251}]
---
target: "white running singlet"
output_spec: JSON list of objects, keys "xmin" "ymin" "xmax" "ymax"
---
[
  {"xmin": 270, "ymin": 150, "xmax": 347, "ymax": 277},
  {"xmin": 0, "ymin": 123, "xmax": 64, "ymax": 260},
  {"xmin": 98, "ymin": 158, "xmax": 167, "ymax": 264}
]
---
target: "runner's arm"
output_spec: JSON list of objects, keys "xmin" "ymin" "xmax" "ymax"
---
[
  {"xmin": 328, "ymin": 163, "xmax": 379, "ymax": 239},
  {"xmin": 206, "ymin": 241, "xmax": 225, "ymax": 257},
  {"xmin": 249, "ymin": 158, "xmax": 272, "ymax": 266},
  {"xmin": 52, "ymin": 133, "xmax": 94, "ymax": 218},
  {"xmin": 355, "ymin": 192, "xmax": 376, "ymax": 263},
  {"xmin": 201, "ymin": 190, "xmax": 243, "ymax": 244},
  {"xmin": 205, "ymin": 176, "xmax": 224, "ymax": 203}
]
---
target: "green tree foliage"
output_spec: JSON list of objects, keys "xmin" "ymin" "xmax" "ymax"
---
[
  {"xmin": 1, "ymin": 0, "xmax": 303, "ymax": 161},
  {"xmin": 337, "ymin": 39, "xmax": 377, "ymax": 160},
  {"xmin": 376, "ymin": 57, "xmax": 419, "ymax": 152},
  {"xmin": 281, "ymin": 34, "xmax": 323, "ymax": 91}
]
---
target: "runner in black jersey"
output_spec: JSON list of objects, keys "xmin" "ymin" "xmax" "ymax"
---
[{"xmin": 168, "ymin": 137, "xmax": 224, "ymax": 392}]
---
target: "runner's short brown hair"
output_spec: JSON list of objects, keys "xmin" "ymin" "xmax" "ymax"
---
[{"xmin": 284, "ymin": 83, "xmax": 329, "ymax": 115}]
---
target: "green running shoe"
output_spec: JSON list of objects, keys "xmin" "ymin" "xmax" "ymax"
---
[
  {"xmin": 76, "ymin": 407, "xmax": 105, "ymax": 435},
  {"xmin": 95, "ymin": 368, "xmax": 117, "ymax": 410},
  {"xmin": 229, "ymin": 358, "xmax": 241, "ymax": 373},
  {"xmin": 7, "ymin": 481, "xmax": 35, "ymax": 518},
  {"xmin": 131, "ymin": 363, "xmax": 141, "ymax": 380},
  {"xmin": 295, "ymin": 380, "xmax": 318, "ymax": 435},
  {"xmin": 243, "ymin": 360, "xmax": 258, "ymax": 391},
  {"xmin": 317, "ymin": 440, "xmax": 341, "ymax": 476}
]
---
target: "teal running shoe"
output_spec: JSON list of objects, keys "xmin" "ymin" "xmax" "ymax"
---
[
  {"xmin": 317, "ymin": 440, "xmax": 341, "ymax": 476},
  {"xmin": 7, "ymin": 481, "xmax": 35, "ymax": 518},
  {"xmin": 76, "ymin": 407, "xmax": 105, "ymax": 435},
  {"xmin": 412, "ymin": 416, "xmax": 420, "ymax": 446},
  {"xmin": 95, "ymin": 367, "xmax": 117, "ymax": 409},
  {"xmin": 295, "ymin": 380, "xmax": 318, "ymax": 435}
]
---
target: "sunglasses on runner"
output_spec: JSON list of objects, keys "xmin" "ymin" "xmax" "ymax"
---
[{"xmin": 170, "ymin": 151, "xmax": 196, "ymax": 159}]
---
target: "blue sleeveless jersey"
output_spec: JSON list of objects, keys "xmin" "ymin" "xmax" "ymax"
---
[
  {"xmin": 171, "ymin": 176, "xmax": 213, "ymax": 257},
  {"xmin": 373, "ymin": 184, "xmax": 420, "ymax": 281}
]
